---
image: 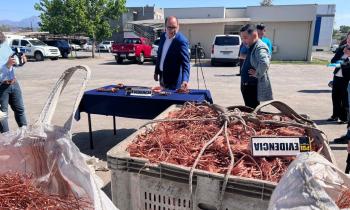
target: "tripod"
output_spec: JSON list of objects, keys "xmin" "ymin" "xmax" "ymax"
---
[{"xmin": 193, "ymin": 44, "xmax": 208, "ymax": 90}]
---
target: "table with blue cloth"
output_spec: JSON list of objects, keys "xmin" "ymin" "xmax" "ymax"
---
[{"xmin": 77, "ymin": 85, "xmax": 213, "ymax": 149}]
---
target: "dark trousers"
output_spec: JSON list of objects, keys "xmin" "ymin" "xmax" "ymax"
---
[
  {"xmin": 0, "ymin": 81, "xmax": 27, "ymax": 132},
  {"xmin": 332, "ymin": 76, "xmax": 349, "ymax": 121},
  {"xmin": 159, "ymin": 71, "xmax": 177, "ymax": 90},
  {"xmin": 238, "ymin": 59, "xmax": 245, "ymax": 75},
  {"xmin": 241, "ymin": 83, "xmax": 260, "ymax": 109}
]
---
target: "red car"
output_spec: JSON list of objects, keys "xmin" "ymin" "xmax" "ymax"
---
[{"xmin": 112, "ymin": 37, "xmax": 152, "ymax": 64}]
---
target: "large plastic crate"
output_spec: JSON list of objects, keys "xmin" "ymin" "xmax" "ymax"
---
[{"xmin": 107, "ymin": 104, "xmax": 336, "ymax": 210}]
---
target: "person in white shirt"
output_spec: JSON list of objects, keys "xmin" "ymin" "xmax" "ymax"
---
[
  {"xmin": 154, "ymin": 16, "xmax": 190, "ymax": 90},
  {"xmin": 0, "ymin": 32, "xmax": 27, "ymax": 132},
  {"xmin": 328, "ymin": 32, "xmax": 350, "ymax": 124}
]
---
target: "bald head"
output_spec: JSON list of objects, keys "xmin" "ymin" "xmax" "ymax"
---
[
  {"xmin": 165, "ymin": 16, "xmax": 178, "ymax": 25},
  {"xmin": 165, "ymin": 16, "xmax": 179, "ymax": 38}
]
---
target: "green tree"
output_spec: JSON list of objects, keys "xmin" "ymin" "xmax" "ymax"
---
[
  {"xmin": 84, "ymin": 0, "xmax": 126, "ymax": 57},
  {"xmin": 339, "ymin": 25, "xmax": 350, "ymax": 34},
  {"xmin": 35, "ymin": 0, "xmax": 126, "ymax": 58},
  {"xmin": 260, "ymin": 0, "xmax": 273, "ymax": 6}
]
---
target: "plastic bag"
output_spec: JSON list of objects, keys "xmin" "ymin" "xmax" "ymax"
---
[
  {"xmin": 0, "ymin": 66, "xmax": 118, "ymax": 210},
  {"xmin": 268, "ymin": 152, "xmax": 349, "ymax": 210}
]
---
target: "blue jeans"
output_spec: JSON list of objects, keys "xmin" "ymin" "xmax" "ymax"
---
[{"xmin": 0, "ymin": 81, "xmax": 27, "ymax": 132}]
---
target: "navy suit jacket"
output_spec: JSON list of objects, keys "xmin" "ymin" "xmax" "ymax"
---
[{"xmin": 155, "ymin": 32, "xmax": 190, "ymax": 89}]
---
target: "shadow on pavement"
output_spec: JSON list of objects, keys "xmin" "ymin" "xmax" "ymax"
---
[
  {"xmin": 329, "ymin": 145, "xmax": 347, "ymax": 150},
  {"xmin": 298, "ymin": 89, "xmax": 331, "ymax": 94},
  {"xmin": 313, "ymin": 119, "xmax": 339, "ymax": 125},
  {"xmin": 100, "ymin": 60, "xmax": 154, "ymax": 66},
  {"xmin": 102, "ymin": 182, "xmax": 112, "ymax": 199},
  {"xmin": 72, "ymin": 128, "xmax": 136, "ymax": 161},
  {"xmin": 214, "ymin": 74, "xmax": 239, "ymax": 77}
]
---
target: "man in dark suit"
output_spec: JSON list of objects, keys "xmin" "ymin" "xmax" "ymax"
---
[{"xmin": 154, "ymin": 16, "xmax": 190, "ymax": 90}]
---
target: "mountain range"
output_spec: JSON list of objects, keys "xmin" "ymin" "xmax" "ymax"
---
[{"xmin": 0, "ymin": 16, "xmax": 40, "ymax": 29}]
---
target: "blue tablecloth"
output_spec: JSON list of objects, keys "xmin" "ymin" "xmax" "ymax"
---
[{"xmin": 78, "ymin": 85, "xmax": 213, "ymax": 119}]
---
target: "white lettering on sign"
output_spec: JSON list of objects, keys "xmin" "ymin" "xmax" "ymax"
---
[{"xmin": 251, "ymin": 137, "xmax": 307, "ymax": 157}]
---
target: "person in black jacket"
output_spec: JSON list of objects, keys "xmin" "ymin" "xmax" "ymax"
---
[{"xmin": 328, "ymin": 32, "xmax": 350, "ymax": 124}]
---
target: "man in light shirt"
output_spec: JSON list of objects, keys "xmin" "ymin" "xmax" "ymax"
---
[
  {"xmin": 0, "ymin": 32, "xmax": 27, "ymax": 132},
  {"xmin": 154, "ymin": 16, "xmax": 190, "ymax": 90}
]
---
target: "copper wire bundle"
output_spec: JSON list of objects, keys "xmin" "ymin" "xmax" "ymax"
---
[
  {"xmin": 0, "ymin": 172, "xmax": 93, "ymax": 210},
  {"xmin": 336, "ymin": 188, "xmax": 350, "ymax": 209},
  {"xmin": 128, "ymin": 103, "xmax": 321, "ymax": 183}
]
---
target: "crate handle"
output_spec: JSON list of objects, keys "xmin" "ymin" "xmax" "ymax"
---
[{"xmin": 198, "ymin": 203, "xmax": 217, "ymax": 210}]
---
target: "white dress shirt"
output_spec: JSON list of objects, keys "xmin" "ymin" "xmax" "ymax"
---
[
  {"xmin": 159, "ymin": 34, "xmax": 175, "ymax": 71},
  {"xmin": 0, "ymin": 43, "xmax": 15, "ymax": 82}
]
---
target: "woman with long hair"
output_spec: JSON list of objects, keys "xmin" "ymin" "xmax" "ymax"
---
[{"xmin": 328, "ymin": 32, "xmax": 350, "ymax": 124}]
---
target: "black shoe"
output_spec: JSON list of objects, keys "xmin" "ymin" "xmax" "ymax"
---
[
  {"xmin": 327, "ymin": 117, "xmax": 338, "ymax": 122},
  {"xmin": 333, "ymin": 135, "xmax": 348, "ymax": 144},
  {"xmin": 338, "ymin": 120, "xmax": 348, "ymax": 124}
]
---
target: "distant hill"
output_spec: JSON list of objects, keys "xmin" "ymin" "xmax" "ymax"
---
[{"xmin": 0, "ymin": 16, "xmax": 40, "ymax": 30}]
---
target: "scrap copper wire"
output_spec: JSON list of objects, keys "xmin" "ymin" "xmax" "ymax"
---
[
  {"xmin": 128, "ymin": 103, "xmax": 320, "ymax": 183},
  {"xmin": 0, "ymin": 172, "xmax": 93, "ymax": 210},
  {"xmin": 336, "ymin": 188, "xmax": 350, "ymax": 209}
]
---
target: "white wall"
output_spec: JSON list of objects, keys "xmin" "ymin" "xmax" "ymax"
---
[
  {"xmin": 180, "ymin": 23, "xmax": 225, "ymax": 58},
  {"xmin": 314, "ymin": 5, "xmax": 335, "ymax": 49},
  {"xmin": 247, "ymin": 5, "xmax": 317, "ymax": 22},
  {"xmin": 164, "ymin": 7, "xmax": 225, "ymax": 19},
  {"xmin": 317, "ymin": 16, "xmax": 334, "ymax": 48},
  {"xmin": 225, "ymin": 8, "xmax": 247, "ymax": 18},
  {"xmin": 254, "ymin": 21, "xmax": 312, "ymax": 61},
  {"xmin": 317, "ymin": 4, "xmax": 336, "ymax": 15}
]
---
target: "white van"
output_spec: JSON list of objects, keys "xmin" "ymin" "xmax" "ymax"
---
[
  {"xmin": 10, "ymin": 37, "xmax": 60, "ymax": 61},
  {"xmin": 211, "ymin": 35, "xmax": 241, "ymax": 66}
]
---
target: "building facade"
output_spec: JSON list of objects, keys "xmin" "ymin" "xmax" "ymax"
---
[{"xmin": 128, "ymin": 4, "xmax": 335, "ymax": 61}]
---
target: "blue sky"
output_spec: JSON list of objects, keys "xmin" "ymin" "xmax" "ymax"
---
[{"xmin": 0, "ymin": 0, "xmax": 348, "ymax": 28}]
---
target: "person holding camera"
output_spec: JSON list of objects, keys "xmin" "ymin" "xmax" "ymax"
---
[
  {"xmin": 328, "ymin": 32, "xmax": 350, "ymax": 125},
  {"xmin": 0, "ymin": 32, "xmax": 27, "ymax": 133}
]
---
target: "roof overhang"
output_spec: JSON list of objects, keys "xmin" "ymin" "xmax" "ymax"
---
[{"xmin": 128, "ymin": 17, "xmax": 251, "ymax": 27}]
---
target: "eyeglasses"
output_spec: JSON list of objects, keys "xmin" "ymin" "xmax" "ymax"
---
[{"xmin": 166, "ymin": 26, "xmax": 177, "ymax": 30}]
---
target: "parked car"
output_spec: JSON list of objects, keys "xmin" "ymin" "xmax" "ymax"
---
[
  {"xmin": 98, "ymin": 41, "xmax": 114, "ymax": 52},
  {"xmin": 112, "ymin": 37, "xmax": 152, "ymax": 64},
  {"xmin": 211, "ymin": 35, "xmax": 241, "ymax": 66},
  {"xmin": 44, "ymin": 40, "xmax": 71, "ymax": 58},
  {"xmin": 151, "ymin": 38, "xmax": 160, "ymax": 64},
  {"xmin": 69, "ymin": 43, "xmax": 81, "ymax": 51},
  {"xmin": 82, "ymin": 41, "xmax": 95, "ymax": 51},
  {"xmin": 10, "ymin": 38, "xmax": 60, "ymax": 61},
  {"xmin": 331, "ymin": 44, "xmax": 339, "ymax": 53}
]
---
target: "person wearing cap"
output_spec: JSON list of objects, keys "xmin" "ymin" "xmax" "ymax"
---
[
  {"xmin": 257, "ymin": 23, "xmax": 273, "ymax": 55},
  {"xmin": 0, "ymin": 32, "xmax": 27, "ymax": 132}
]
